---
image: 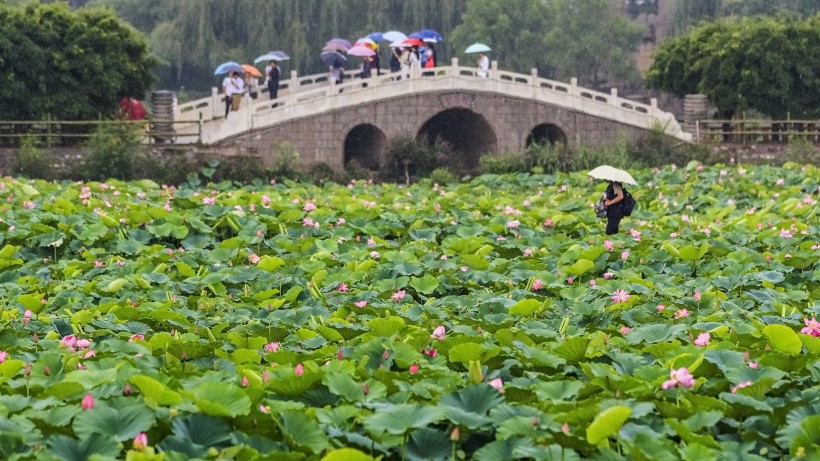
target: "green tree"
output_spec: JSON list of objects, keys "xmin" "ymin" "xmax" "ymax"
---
[
  {"xmin": 542, "ymin": 0, "xmax": 645, "ymax": 88},
  {"xmin": 647, "ymin": 15, "xmax": 820, "ymax": 119},
  {"xmin": 0, "ymin": 2, "xmax": 155, "ymax": 120}
]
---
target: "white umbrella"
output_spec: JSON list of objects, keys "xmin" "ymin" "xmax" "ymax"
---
[
  {"xmin": 382, "ymin": 30, "xmax": 408, "ymax": 42},
  {"xmin": 465, "ymin": 43, "xmax": 491, "ymax": 54},
  {"xmin": 254, "ymin": 52, "xmax": 289, "ymax": 63},
  {"xmin": 587, "ymin": 165, "xmax": 638, "ymax": 186}
]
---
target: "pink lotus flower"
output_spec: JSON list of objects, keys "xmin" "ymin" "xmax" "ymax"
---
[
  {"xmin": 202, "ymin": 196, "xmax": 216, "ymax": 205},
  {"xmin": 693, "ymin": 292, "xmax": 702, "ymax": 301},
  {"xmin": 264, "ymin": 342, "xmax": 280, "ymax": 352},
  {"xmin": 133, "ymin": 432, "xmax": 148, "ymax": 449},
  {"xmin": 656, "ymin": 304, "xmax": 666, "ymax": 312},
  {"xmin": 259, "ymin": 405, "xmax": 269, "ymax": 414},
  {"xmin": 81, "ymin": 394, "xmax": 95, "ymax": 410},
  {"xmin": 604, "ymin": 240, "xmax": 614, "ymax": 251},
  {"xmin": 354, "ymin": 300, "xmax": 367, "ymax": 308},
  {"xmin": 409, "ymin": 364, "xmax": 419, "ymax": 374},
  {"xmin": 450, "ymin": 427, "xmax": 461, "ymax": 441},
  {"xmin": 674, "ymin": 309, "xmax": 690, "ymax": 319},
  {"xmin": 603, "ymin": 272, "xmax": 614, "ymax": 279},
  {"xmin": 589, "ymin": 280, "xmax": 596, "ymax": 286},
  {"xmin": 749, "ymin": 362, "xmax": 759, "ymax": 369},
  {"xmin": 0, "ymin": 351, "xmax": 7, "ymax": 363},
  {"xmin": 776, "ymin": 178, "xmax": 785, "ymax": 186},
  {"xmin": 693, "ymin": 332, "xmax": 710, "ymax": 347},
  {"xmin": 507, "ymin": 220, "xmax": 520, "ymax": 229},
  {"xmin": 241, "ymin": 376, "xmax": 249, "ymax": 387},
  {"xmin": 248, "ymin": 253, "xmax": 260, "ymax": 264},
  {"xmin": 621, "ymin": 251, "xmax": 629, "ymax": 261},
  {"xmin": 661, "ymin": 367, "xmax": 696, "ymax": 390},
  {"xmin": 337, "ymin": 283, "xmax": 349, "ymax": 292},
  {"xmin": 460, "ymin": 266, "xmax": 468, "ymax": 272},
  {"xmin": 620, "ymin": 326, "xmax": 631, "ymax": 335},
  {"xmin": 730, "ymin": 380, "xmax": 753, "ymax": 393},
  {"xmin": 337, "ymin": 349, "xmax": 344, "ymax": 360},
  {"xmin": 801, "ymin": 318, "xmax": 820, "ymax": 337},
  {"xmin": 303, "ymin": 201, "xmax": 317, "ymax": 211},
  {"xmin": 543, "ymin": 218, "xmax": 553, "ymax": 227},
  {"xmin": 611, "ymin": 289, "xmax": 631, "ymax": 304},
  {"xmin": 488, "ymin": 377, "xmax": 504, "ymax": 393},
  {"xmin": 294, "ymin": 364, "xmax": 304, "ymax": 376},
  {"xmin": 22, "ymin": 310, "xmax": 32, "ymax": 325},
  {"xmin": 370, "ymin": 251, "xmax": 380, "ymax": 259},
  {"xmin": 302, "ymin": 217, "xmax": 315, "ymax": 227},
  {"xmin": 423, "ymin": 348, "xmax": 438, "ymax": 357},
  {"xmin": 523, "ymin": 248, "xmax": 533, "ymax": 257},
  {"xmin": 567, "ymin": 277, "xmax": 574, "ymax": 284},
  {"xmin": 531, "ymin": 279, "xmax": 543, "ymax": 291},
  {"xmin": 367, "ymin": 238, "xmax": 377, "ymax": 246},
  {"xmin": 391, "ymin": 290, "xmax": 406, "ymax": 301},
  {"xmin": 431, "ymin": 325, "xmax": 446, "ymax": 341}
]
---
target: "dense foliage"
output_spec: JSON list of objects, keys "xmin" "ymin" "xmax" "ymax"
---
[
  {"xmin": 647, "ymin": 15, "xmax": 820, "ymax": 119},
  {"xmin": 669, "ymin": 0, "xmax": 820, "ymax": 34},
  {"xmin": 0, "ymin": 2, "xmax": 155, "ymax": 120},
  {"xmin": 0, "ymin": 163, "xmax": 818, "ymax": 460}
]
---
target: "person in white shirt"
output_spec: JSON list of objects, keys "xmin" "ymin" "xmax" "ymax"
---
[
  {"xmin": 477, "ymin": 52, "xmax": 490, "ymax": 78},
  {"xmin": 222, "ymin": 71, "xmax": 244, "ymax": 118}
]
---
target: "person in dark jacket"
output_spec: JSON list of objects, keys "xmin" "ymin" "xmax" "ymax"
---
[
  {"xmin": 604, "ymin": 181, "xmax": 625, "ymax": 235},
  {"xmin": 266, "ymin": 60, "xmax": 280, "ymax": 108}
]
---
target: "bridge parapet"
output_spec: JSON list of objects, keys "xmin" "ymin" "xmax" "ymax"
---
[{"xmin": 173, "ymin": 58, "xmax": 691, "ymax": 146}]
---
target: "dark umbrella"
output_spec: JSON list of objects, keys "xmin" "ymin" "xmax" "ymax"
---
[
  {"xmin": 410, "ymin": 29, "xmax": 444, "ymax": 42},
  {"xmin": 367, "ymin": 32, "xmax": 384, "ymax": 42},
  {"xmin": 320, "ymin": 51, "xmax": 347, "ymax": 68},
  {"xmin": 326, "ymin": 38, "xmax": 353, "ymax": 50}
]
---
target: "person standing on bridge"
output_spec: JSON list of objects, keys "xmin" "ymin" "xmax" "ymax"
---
[
  {"xmin": 266, "ymin": 60, "xmax": 281, "ymax": 108},
  {"xmin": 223, "ymin": 71, "xmax": 244, "ymax": 118},
  {"xmin": 477, "ymin": 51, "xmax": 489, "ymax": 78}
]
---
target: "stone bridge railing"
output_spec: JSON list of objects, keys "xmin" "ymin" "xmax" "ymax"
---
[{"xmin": 173, "ymin": 58, "xmax": 691, "ymax": 145}]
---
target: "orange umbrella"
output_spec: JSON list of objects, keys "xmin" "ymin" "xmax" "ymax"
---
[{"xmin": 241, "ymin": 64, "xmax": 262, "ymax": 78}]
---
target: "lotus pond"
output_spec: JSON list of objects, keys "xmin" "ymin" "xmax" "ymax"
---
[{"xmin": 0, "ymin": 162, "xmax": 818, "ymax": 461}]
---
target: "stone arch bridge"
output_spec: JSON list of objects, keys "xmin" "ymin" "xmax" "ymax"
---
[{"xmin": 173, "ymin": 58, "xmax": 690, "ymax": 171}]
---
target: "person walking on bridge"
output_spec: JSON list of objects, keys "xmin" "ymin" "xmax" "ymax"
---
[{"xmin": 266, "ymin": 60, "xmax": 281, "ymax": 108}]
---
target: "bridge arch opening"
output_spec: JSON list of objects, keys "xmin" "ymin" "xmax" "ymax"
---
[
  {"xmin": 418, "ymin": 108, "xmax": 497, "ymax": 172},
  {"xmin": 344, "ymin": 124, "xmax": 387, "ymax": 171},
  {"xmin": 526, "ymin": 123, "xmax": 567, "ymax": 148}
]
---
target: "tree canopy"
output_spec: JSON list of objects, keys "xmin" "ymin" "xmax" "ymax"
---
[
  {"xmin": 647, "ymin": 14, "xmax": 820, "ymax": 119},
  {"xmin": 0, "ymin": 2, "xmax": 155, "ymax": 120}
]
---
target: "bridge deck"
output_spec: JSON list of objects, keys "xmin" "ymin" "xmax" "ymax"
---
[{"xmin": 174, "ymin": 59, "xmax": 690, "ymax": 145}]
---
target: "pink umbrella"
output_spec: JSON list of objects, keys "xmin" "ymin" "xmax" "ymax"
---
[{"xmin": 348, "ymin": 45, "xmax": 376, "ymax": 57}]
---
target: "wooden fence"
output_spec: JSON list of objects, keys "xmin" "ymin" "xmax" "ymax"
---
[
  {"xmin": 696, "ymin": 119, "xmax": 820, "ymax": 144},
  {"xmin": 0, "ymin": 118, "xmax": 203, "ymax": 147}
]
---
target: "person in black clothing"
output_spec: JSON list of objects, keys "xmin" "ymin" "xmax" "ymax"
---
[
  {"xmin": 390, "ymin": 47, "xmax": 401, "ymax": 74},
  {"xmin": 604, "ymin": 181, "xmax": 625, "ymax": 235},
  {"xmin": 373, "ymin": 49, "xmax": 381, "ymax": 75},
  {"xmin": 267, "ymin": 60, "xmax": 280, "ymax": 108}
]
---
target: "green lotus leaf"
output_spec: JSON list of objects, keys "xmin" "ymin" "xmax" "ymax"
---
[
  {"xmin": 367, "ymin": 317, "xmax": 406, "ymax": 337},
  {"xmin": 257, "ymin": 255, "xmax": 285, "ymax": 272},
  {"xmin": 46, "ymin": 434, "xmax": 119, "ymax": 461},
  {"xmin": 130, "ymin": 375, "xmax": 183, "ymax": 408},
  {"xmin": 586, "ymin": 406, "xmax": 632, "ymax": 445},
  {"xmin": 279, "ymin": 410, "xmax": 329, "ymax": 454},
  {"xmin": 364, "ymin": 404, "xmax": 447, "ymax": 435},
  {"xmin": 439, "ymin": 384, "xmax": 505, "ymax": 429},
  {"xmin": 406, "ymin": 428, "xmax": 451, "ymax": 461},
  {"xmin": 323, "ymin": 373, "xmax": 366, "ymax": 402},
  {"xmin": 509, "ymin": 299, "xmax": 541, "ymax": 316},
  {"xmin": 409, "ymin": 274, "xmax": 440, "ymax": 295},
  {"xmin": 626, "ymin": 324, "xmax": 688, "ymax": 345},
  {"xmin": 553, "ymin": 337, "xmax": 590, "ymax": 362},
  {"xmin": 72, "ymin": 403, "xmax": 154, "ymax": 442},
  {"xmin": 762, "ymin": 324, "xmax": 802, "ymax": 355},
  {"xmin": 62, "ymin": 368, "xmax": 118, "ymax": 390},
  {"xmin": 158, "ymin": 414, "xmax": 232, "ymax": 458},
  {"xmin": 321, "ymin": 448, "xmax": 374, "ymax": 461},
  {"xmin": 0, "ymin": 360, "xmax": 24, "ymax": 384},
  {"xmin": 565, "ymin": 259, "xmax": 594, "ymax": 277},
  {"xmin": 186, "ymin": 382, "xmax": 251, "ymax": 417},
  {"xmin": 472, "ymin": 438, "xmax": 531, "ymax": 461}
]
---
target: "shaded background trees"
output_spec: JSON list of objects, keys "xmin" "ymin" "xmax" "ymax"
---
[{"xmin": 0, "ymin": 2, "xmax": 155, "ymax": 120}]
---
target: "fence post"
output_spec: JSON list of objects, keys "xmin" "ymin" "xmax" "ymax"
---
[
  {"xmin": 198, "ymin": 112, "xmax": 203, "ymax": 144},
  {"xmin": 47, "ymin": 113, "xmax": 52, "ymax": 149}
]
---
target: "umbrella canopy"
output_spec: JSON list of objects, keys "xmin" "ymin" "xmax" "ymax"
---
[
  {"xmin": 367, "ymin": 32, "xmax": 385, "ymax": 42},
  {"xmin": 348, "ymin": 45, "xmax": 376, "ymax": 57},
  {"xmin": 241, "ymin": 64, "xmax": 262, "ymax": 78},
  {"xmin": 389, "ymin": 40, "xmax": 406, "ymax": 48},
  {"xmin": 401, "ymin": 38, "xmax": 424, "ymax": 48},
  {"xmin": 320, "ymin": 51, "xmax": 347, "ymax": 68},
  {"xmin": 254, "ymin": 51, "xmax": 290, "ymax": 63},
  {"xmin": 326, "ymin": 38, "xmax": 353, "ymax": 49},
  {"xmin": 465, "ymin": 43, "xmax": 491, "ymax": 54},
  {"xmin": 382, "ymin": 30, "xmax": 407, "ymax": 42},
  {"xmin": 323, "ymin": 43, "xmax": 349, "ymax": 53},
  {"xmin": 214, "ymin": 61, "xmax": 243, "ymax": 75},
  {"xmin": 587, "ymin": 165, "xmax": 638, "ymax": 186},
  {"xmin": 410, "ymin": 29, "xmax": 443, "ymax": 42}
]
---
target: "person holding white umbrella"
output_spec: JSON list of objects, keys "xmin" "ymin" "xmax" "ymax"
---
[
  {"xmin": 465, "ymin": 43, "xmax": 492, "ymax": 78},
  {"xmin": 588, "ymin": 165, "xmax": 638, "ymax": 235}
]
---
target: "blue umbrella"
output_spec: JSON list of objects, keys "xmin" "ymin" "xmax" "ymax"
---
[
  {"xmin": 254, "ymin": 51, "xmax": 290, "ymax": 64},
  {"xmin": 367, "ymin": 32, "xmax": 385, "ymax": 42},
  {"xmin": 410, "ymin": 29, "xmax": 444, "ymax": 42},
  {"xmin": 214, "ymin": 61, "xmax": 243, "ymax": 75},
  {"xmin": 320, "ymin": 51, "xmax": 347, "ymax": 68}
]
